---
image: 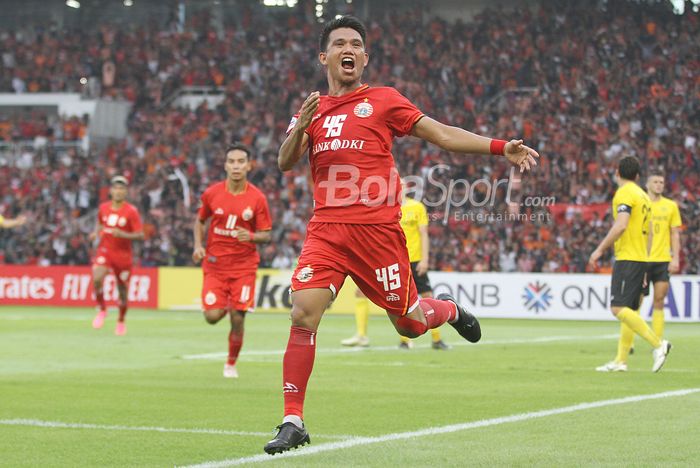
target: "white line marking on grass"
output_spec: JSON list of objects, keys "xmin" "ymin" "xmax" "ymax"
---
[
  {"xmin": 0, "ymin": 419, "xmax": 353, "ymax": 440},
  {"xmin": 181, "ymin": 334, "xmax": 619, "ymax": 360},
  {"xmin": 183, "ymin": 387, "xmax": 700, "ymax": 467}
]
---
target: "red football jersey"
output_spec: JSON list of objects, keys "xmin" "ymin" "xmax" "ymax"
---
[
  {"xmin": 198, "ymin": 181, "xmax": 272, "ymax": 271},
  {"xmin": 96, "ymin": 202, "xmax": 142, "ymax": 256},
  {"xmin": 287, "ymin": 85, "xmax": 423, "ymax": 224}
]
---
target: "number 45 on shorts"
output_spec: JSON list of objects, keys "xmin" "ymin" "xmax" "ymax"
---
[{"xmin": 376, "ymin": 263, "xmax": 401, "ymax": 291}]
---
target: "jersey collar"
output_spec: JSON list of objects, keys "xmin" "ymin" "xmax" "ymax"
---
[{"xmin": 327, "ymin": 84, "xmax": 369, "ymax": 100}]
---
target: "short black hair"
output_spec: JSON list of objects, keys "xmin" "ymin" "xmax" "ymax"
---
[
  {"xmin": 618, "ymin": 156, "xmax": 640, "ymax": 180},
  {"xmin": 319, "ymin": 15, "xmax": 366, "ymax": 52},
  {"xmin": 225, "ymin": 142, "xmax": 251, "ymax": 160}
]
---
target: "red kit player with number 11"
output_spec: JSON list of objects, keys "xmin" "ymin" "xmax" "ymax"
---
[
  {"xmin": 193, "ymin": 144, "xmax": 272, "ymax": 379},
  {"xmin": 263, "ymin": 16, "xmax": 540, "ymax": 454}
]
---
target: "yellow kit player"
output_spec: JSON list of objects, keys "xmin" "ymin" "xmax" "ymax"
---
[
  {"xmin": 589, "ymin": 156, "xmax": 670, "ymax": 372},
  {"xmin": 625, "ymin": 170, "xmax": 682, "ymax": 356}
]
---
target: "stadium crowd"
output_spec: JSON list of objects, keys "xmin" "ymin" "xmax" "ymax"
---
[{"xmin": 1, "ymin": 0, "xmax": 698, "ymax": 273}]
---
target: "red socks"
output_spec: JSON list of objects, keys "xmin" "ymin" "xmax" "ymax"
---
[
  {"xmin": 227, "ymin": 330, "xmax": 244, "ymax": 366},
  {"xmin": 283, "ymin": 326, "xmax": 317, "ymax": 419},
  {"xmin": 396, "ymin": 298, "xmax": 457, "ymax": 336},
  {"xmin": 280, "ymin": 301, "xmax": 454, "ymax": 419},
  {"xmin": 118, "ymin": 303, "xmax": 127, "ymax": 322},
  {"xmin": 96, "ymin": 290, "xmax": 106, "ymax": 311},
  {"xmin": 420, "ymin": 298, "xmax": 457, "ymax": 328}
]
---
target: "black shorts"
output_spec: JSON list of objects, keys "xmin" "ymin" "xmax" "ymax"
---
[
  {"xmin": 647, "ymin": 262, "xmax": 670, "ymax": 284},
  {"xmin": 410, "ymin": 261, "xmax": 432, "ymax": 295},
  {"xmin": 610, "ymin": 260, "xmax": 647, "ymax": 309}
]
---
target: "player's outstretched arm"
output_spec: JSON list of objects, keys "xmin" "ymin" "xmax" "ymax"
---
[
  {"xmin": 411, "ymin": 116, "xmax": 539, "ymax": 172},
  {"xmin": 278, "ymin": 92, "xmax": 319, "ymax": 171},
  {"xmin": 588, "ymin": 212, "xmax": 630, "ymax": 268}
]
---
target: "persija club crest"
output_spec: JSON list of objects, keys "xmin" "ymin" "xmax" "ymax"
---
[
  {"xmin": 353, "ymin": 100, "xmax": 373, "ymax": 118},
  {"xmin": 296, "ymin": 265, "xmax": 314, "ymax": 283}
]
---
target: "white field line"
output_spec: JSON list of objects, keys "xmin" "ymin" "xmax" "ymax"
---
[
  {"xmin": 181, "ymin": 334, "xmax": 619, "ymax": 361},
  {"xmin": 0, "ymin": 419, "xmax": 353, "ymax": 440},
  {"xmin": 184, "ymin": 387, "xmax": 700, "ymax": 467}
]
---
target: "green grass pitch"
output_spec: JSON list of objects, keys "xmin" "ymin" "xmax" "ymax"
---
[{"xmin": 1, "ymin": 307, "xmax": 699, "ymax": 467}]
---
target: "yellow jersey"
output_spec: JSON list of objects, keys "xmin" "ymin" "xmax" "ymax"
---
[
  {"xmin": 0, "ymin": 214, "xmax": 4, "ymax": 227},
  {"xmin": 612, "ymin": 181, "xmax": 651, "ymax": 262},
  {"xmin": 648, "ymin": 196, "xmax": 682, "ymax": 262},
  {"xmin": 400, "ymin": 198, "xmax": 428, "ymax": 262}
]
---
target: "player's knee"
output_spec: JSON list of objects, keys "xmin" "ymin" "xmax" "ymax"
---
[
  {"xmin": 290, "ymin": 305, "xmax": 310, "ymax": 327},
  {"xmin": 290, "ymin": 304, "xmax": 319, "ymax": 329},
  {"xmin": 203, "ymin": 310, "xmax": 225, "ymax": 324},
  {"xmin": 396, "ymin": 316, "xmax": 428, "ymax": 338}
]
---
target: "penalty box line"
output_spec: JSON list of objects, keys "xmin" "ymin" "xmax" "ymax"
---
[{"xmin": 183, "ymin": 387, "xmax": 700, "ymax": 467}]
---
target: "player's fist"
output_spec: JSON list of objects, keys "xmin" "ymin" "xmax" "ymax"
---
[
  {"xmin": 296, "ymin": 91, "xmax": 320, "ymax": 130},
  {"xmin": 89, "ymin": 229, "xmax": 102, "ymax": 241},
  {"xmin": 234, "ymin": 228, "xmax": 252, "ymax": 242},
  {"xmin": 110, "ymin": 228, "xmax": 126, "ymax": 238},
  {"xmin": 416, "ymin": 259, "xmax": 429, "ymax": 276},
  {"xmin": 669, "ymin": 259, "xmax": 680, "ymax": 274},
  {"xmin": 192, "ymin": 246, "xmax": 206, "ymax": 263},
  {"xmin": 504, "ymin": 139, "xmax": 539, "ymax": 173},
  {"xmin": 588, "ymin": 249, "xmax": 602, "ymax": 270}
]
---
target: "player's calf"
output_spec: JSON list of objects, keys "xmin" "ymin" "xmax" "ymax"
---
[{"xmin": 395, "ymin": 315, "xmax": 428, "ymax": 338}]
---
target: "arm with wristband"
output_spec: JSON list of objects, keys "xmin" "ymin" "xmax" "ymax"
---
[{"xmin": 410, "ymin": 116, "xmax": 538, "ymax": 172}]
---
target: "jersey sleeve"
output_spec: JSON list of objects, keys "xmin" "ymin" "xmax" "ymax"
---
[
  {"xmin": 670, "ymin": 201, "xmax": 682, "ymax": 228},
  {"xmin": 198, "ymin": 190, "xmax": 212, "ymax": 221},
  {"xmin": 286, "ymin": 113, "xmax": 301, "ymax": 135},
  {"xmin": 129, "ymin": 207, "xmax": 143, "ymax": 232},
  {"xmin": 255, "ymin": 194, "xmax": 272, "ymax": 231},
  {"xmin": 613, "ymin": 187, "xmax": 634, "ymax": 214},
  {"xmin": 0, "ymin": 215, "xmax": 4, "ymax": 227},
  {"xmin": 385, "ymin": 88, "xmax": 424, "ymax": 137}
]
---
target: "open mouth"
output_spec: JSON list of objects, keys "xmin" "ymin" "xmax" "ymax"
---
[{"xmin": 341, "ymin": 57, "xmax": 355, "ymax": 71}]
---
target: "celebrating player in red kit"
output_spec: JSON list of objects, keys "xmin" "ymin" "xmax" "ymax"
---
[
  {"xmin": 193, "ymin": 143, "xmax": 272, "ymax": 379},
  {"xmin": 91, "ymin": 175, "xmax": 144, "ymax": 335},
  {"xmin": 264, "ymin": 16, "xmax": 539, "ymax": 454}
]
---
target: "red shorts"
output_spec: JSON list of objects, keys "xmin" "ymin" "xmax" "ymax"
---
[
  {"xmin": 92, "ymin": 248, "xmax": 132, "ymax": 286},
  {"xmin": 202, "ymin": 269, "xmax": 256, "ymax": 312},
  {"xmin": 291, "ymin": 222, "xmax": 419, "ymax": 316}
]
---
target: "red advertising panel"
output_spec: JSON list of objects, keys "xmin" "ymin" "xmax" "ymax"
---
[
  {"xmin": 0, "ymin": 266, "xmax": 158, "ymax": 308},
  {"xmin": 548, "ymin": 203, "xmax": 609, "ymax": 223}
]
